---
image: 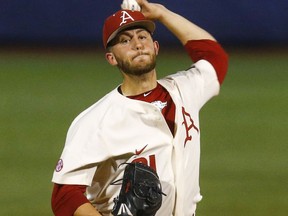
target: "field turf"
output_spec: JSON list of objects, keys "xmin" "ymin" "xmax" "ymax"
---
[{"xmin": 0, "ymin": 47, "xmax": 287, "ymax": 215}]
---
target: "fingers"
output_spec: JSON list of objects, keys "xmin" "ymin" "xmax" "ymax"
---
[
  {"xmin": 136, "ymin": 0, "xmax": 149, "ymax": 11},
  {"xmin": 136, "ymin": 0, "xmax": 147, "ymax": 6},
  {"xmin": 136, "ymin": 0, "xmax": 166, "ymax": 21}
]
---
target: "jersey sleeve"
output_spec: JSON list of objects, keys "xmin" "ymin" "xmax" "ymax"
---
[
  {"xmin": 51, "ymin": 90, "xmax": 137, "ymax": 186},
  {"xmin": 184, "ymin": 39, "xmax": 228, "ymax": 84},
  {"xmin": 161, "ymin": 40, "xmax": 228, "ymax": 109},
  {"xmin": 51, "ymin": 107, "xmax": 108, "ymax": 185}
]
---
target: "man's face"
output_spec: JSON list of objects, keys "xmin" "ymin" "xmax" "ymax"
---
[{"xmin": 106, "ymin": 28, "xmax": 159, "ymax": 76}]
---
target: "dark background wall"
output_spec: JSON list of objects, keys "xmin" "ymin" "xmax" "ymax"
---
[{"xmin": 1, "ymin": 0, "xmax": 288, "ymax": 47}]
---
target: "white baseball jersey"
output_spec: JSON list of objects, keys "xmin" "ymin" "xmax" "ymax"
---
[{"xmin": 52, "ymin": 59, "xmax": 220, "ymax": 216}]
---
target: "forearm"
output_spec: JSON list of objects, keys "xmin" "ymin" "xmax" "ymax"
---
[
  {"xmin": 74, "ymin": 203, "xmax": 102, "ymax": 216},
  {"xmin": 137, "ymin": 0, "xmax": 216, "ymax": 44},
  {"xmin": 158, "ymin": 7, "xmax": 216, "ymax": 44}
]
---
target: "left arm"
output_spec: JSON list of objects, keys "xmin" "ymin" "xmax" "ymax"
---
[
  {"xmin": 51, "ymin": 183, "xmax": 101, "ymax": 216},
  {"xmin": 74, "ymin": 203, "xmax": 102, "ymax": 216}
]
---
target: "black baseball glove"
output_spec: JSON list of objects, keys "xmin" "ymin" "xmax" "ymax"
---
[{"xmin": 111, "ymin": 162, "xmax": 166, "ymax": 216}]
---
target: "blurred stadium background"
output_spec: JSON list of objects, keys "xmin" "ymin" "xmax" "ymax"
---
[{"xmin": 0, "ymin": 0, "xmax": 287, "ymax": 215}]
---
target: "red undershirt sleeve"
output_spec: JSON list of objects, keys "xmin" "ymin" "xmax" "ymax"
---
[
  {"xmin": 184, "ymin": 39, "xmax": 229, "ymax": 85},
  {"xmin": 51, "ymin": 183, "xmax": 90, "ymax": 216}
]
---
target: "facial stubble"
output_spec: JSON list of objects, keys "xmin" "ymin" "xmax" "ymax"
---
[{"xmin": 115, "ymin": 53, "xmax": 157, "ymax": 76}]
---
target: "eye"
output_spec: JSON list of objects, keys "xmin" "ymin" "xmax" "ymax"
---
[
  {"xmin": 120, "ymin": 38, "xmax": 130, "ymax": 45},
  {"xmin": 139, "ymin": 35, "xmax": 147, "ymax": 40}
]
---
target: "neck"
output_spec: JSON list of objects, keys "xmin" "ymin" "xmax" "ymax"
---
[{"xmin": 120, "ymin": 70, "xmax": 157, "ymax": 96}]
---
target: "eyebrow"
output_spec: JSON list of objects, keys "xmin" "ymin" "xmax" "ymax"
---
[{"xmin": 119, "ymin": 28, "xmax": 148, "ymax": 37}]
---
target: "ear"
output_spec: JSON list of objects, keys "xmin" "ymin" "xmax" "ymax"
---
[
  {"xmin": 105, "ymin": 52, "xmax": 118, "ymax": 66},
  {"xmin": 153, "ymin": 41, "xmax": 160, "ymax": 55}
]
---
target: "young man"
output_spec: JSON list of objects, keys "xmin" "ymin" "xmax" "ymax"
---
[{"xmin": 51, "ymin": 0, "xmax": 228, "ymax": 215}]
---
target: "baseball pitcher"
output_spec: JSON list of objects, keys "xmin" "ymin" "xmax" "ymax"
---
[{"xmin": 51, "ymin": 0, "xmax": 228, "ymax": 215}]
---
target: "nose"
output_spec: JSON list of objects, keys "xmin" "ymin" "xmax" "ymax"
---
[{"xmin": 133, "ymin": 38, "xmax": 144, "ymax": 50}]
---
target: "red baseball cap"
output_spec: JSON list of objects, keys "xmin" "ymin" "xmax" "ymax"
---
[{"xmin": 102, "ymin": 10, "xmax": 155, "ymax": 49}]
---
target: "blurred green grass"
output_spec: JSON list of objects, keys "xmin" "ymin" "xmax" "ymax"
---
[{"xmin": 0, "ymin": 47, "xmax": 287, "ymax": 215}]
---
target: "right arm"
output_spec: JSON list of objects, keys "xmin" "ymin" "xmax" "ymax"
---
[
  {"xmin": 137, "ymin": 0, "xmax": 228, "ymax": 84},
  {"xmin": 137, "ymin": 0, "xmax": 216, "ymax": 45}
]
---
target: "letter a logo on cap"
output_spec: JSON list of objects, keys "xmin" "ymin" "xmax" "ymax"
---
[{"xmin": 120, "ymin": 11, "xmax": 135, "ymax": 26}]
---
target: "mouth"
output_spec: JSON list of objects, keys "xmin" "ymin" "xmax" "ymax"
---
[{"xmin": 132, "ymin": 52, "xmax": 149, "ymax": 60}]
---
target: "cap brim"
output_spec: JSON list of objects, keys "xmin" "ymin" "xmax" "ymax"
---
[{"xmin": 106, "ymin": 20, "xmax": 155, "ymax": 47}]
